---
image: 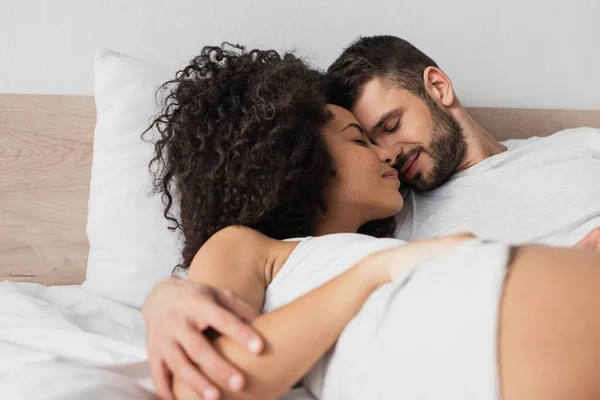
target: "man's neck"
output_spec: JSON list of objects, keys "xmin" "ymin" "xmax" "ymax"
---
[{"xmin": 454, "ymin": 111, "xmax": 507, "ymax": 173}]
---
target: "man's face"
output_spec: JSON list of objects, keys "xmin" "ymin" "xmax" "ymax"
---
[{"xmin": 351, "ymin": 78, "xmax": 467, "ymax": 191}]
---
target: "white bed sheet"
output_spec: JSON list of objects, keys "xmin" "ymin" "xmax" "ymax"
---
[{"xmin": 0, "ymin": 281, "xmax": 314, "ymax": 400}]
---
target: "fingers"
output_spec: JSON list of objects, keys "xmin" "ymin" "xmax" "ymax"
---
[
  {"xmin": 164, "ymin": 343, "xmax": 220, "ymax": 400},
  {"xmin": 179, "ymin": 320, "xmax": 246, "ymax": 392},
  {"xmin": 573, "ymin": 228, "xmax": 600, "ymax": 250},
  {"xmin": 149, "ymin": 358, "xmax": 174, "ymax": 400},
  {"xmin": 574, "ymin": 236, "xmax": 599, "ymax": 250},
  {"xmin": 197, "ymin": 300, "xmax": 264, "ymax": 355},
  {"xmin": 451, "ymin": 231, "xmax": 476, "ymax": 240},
  {"xmin": 589, "ymin": 228, "xmax": 600, "ymax": 249},
  {"xmin": 215, "ymin": 289, "xmax": 259, "ymax": 322},
  {"xmin": 144, "ymin": 281, "xmax": 263, "ymax": 399}
]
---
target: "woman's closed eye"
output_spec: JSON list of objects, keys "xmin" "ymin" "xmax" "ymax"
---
[{"xmin": 353, "ymin": 138, "xmax": 368, "ymax": 146}]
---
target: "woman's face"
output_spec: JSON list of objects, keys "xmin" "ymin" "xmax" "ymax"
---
[{"xmin": 321, "ymin": 105, "xmax": 404, "ymax": 227}]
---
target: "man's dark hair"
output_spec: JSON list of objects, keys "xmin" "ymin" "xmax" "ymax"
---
[{"xmin": 327, "ymin": 35, "xmax": 439, "ymax": 109}]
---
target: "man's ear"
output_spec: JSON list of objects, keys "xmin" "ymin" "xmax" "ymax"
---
[{"xmin": 423, "ymin": 66, "xmax": 455, "ymax": 108}]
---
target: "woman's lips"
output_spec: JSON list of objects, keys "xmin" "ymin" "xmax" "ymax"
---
[{"xmin": 382, "ymin": 169, "xmax": 399, "ymax": 181}]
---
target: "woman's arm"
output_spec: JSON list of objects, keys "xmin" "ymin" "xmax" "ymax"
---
[
  {"xmin": 175, "ymin": 243, "xmax": 385, "ymax": 400},
  {"xmin": 174, "ymin": 228, "xmax": 472, "ymax": 400}
]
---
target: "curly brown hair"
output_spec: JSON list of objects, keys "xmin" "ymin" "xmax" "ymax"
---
[{"xmin": 145, "ymin": 44, "xmax": 395, "ymax": 271}]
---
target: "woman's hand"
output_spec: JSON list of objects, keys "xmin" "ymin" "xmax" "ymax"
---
[
  {"xmin": 365, "ymin": 232, "xmax": 477, "ymax": 283},
  {"xmin": 142, "ymin": 277, "xmax": 265, "ymax": 400}
]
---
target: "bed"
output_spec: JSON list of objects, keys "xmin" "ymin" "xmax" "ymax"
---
[{"xmin": 1, "ymin": 92, "xmax": 600, "ymax": 398}]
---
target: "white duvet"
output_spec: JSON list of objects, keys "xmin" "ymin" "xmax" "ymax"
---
[
  {"xmin": 0, "ymin": 281, "xmax": 153, "ymax": 399},
  {"xmin": 0, "ymin": 281, "xmax": 314, "ymax": 399},
  {"xmin": 0, "ymin": 240, "xmax": 508, "ymax": 399}
]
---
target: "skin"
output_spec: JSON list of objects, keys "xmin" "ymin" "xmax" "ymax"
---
[
  {"xmin": 351, "ymin": 68, "xmax": 600, "ymax": 244},
  {"xmin": 144, "ymin": 104, "xmax": 403, "ymax": 400},
  {"xmin": 351, "ymin": 67, "xmax": 505, "ymax": 189},
  {"xmin": 349, "ymin": 70, "xmax": 600, "ymax": 398},
  {"xmin": 168, "ymin": 105, "xmax": 600, "ymax": 400},
  {"xmin": 170, "ymin": 238, "xmax": 600, "ymax": 400},
  {"xmin": 170, "ymin": 106, "xmax": 470, "ymax": 399},
  {"xmin": 498, "ymin": 246, "xmax": 600, "ymax": 399},
  {"xmin": 314, "ymin": 105, "xmax": 403, "ymax": 235},
  {"xmin": 142, "ymin": 278, "xmax": 264, "ymax": 399},
  {"xmin": 144, "ymin": 69, "xmax": 600, "ymax": 399},
  {"xmin": 144, "ymin": 105, "xmax": 403, "ymax": 400},
  {"xmin": 173, "ymin": 227, "xmax": 473, "ymax": 400}
]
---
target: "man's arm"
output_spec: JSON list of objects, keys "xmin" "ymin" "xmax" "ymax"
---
[
  {"xmin": 174, "ymin": 231, "xmax": 474, "ymax": 400},
  {"xmin": 143, "ymin": 225, "xmax": 274, "ymax": 400},
  {"xmin": 143, "ymin": 279, "xmax": 264, "ymax": 400},
  {"xmin": 174, "ymin": 247, "xmax": 387, "ymax": 400}
]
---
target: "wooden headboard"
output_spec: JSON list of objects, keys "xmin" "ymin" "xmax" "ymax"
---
[
  {"xmin": 1, "ymin": 94, "xmax": 95, "ymax": 285},
  {"xmin": 1, "ymin": 93, "xmax": 599, "ymax": 286}
]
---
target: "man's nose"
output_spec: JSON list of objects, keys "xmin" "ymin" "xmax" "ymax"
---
[
  {"xmin": 372, "ymin": 134, "xmax": 403, "ymax": 165},
  {"xmin": 386, "ymin": 146, "xmax": 403, "ymax": 167},
  {"xmin": 377, "ymin": 146, "xmax": 397, "ymax": 165},
  {"xmin": 375, "ymin": 135, "xmax": 403, "ymax": 159}
]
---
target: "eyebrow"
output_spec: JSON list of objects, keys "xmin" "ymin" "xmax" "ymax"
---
[
  {"xmin": 341, "ymin": 123, "xmax": 366, "ymax": 135},
  {"xmin": 370, "ymin": 107, "xmax": 404, "ymax": 134}
]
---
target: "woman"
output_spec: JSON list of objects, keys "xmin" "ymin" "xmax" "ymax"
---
[{"xmin": 145, "ymin": 44, "xmax": 600, "ymax": 400}]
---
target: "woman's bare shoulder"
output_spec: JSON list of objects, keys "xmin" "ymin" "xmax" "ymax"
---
[
  {"xmin": 190, "ymin": 226, "xmax": 274, "ymax": 270},
  {"xmin": 207, "ymin": 225, "xmax": 274, "ymax": 246},
  {"xmin": 191, "ymin": 226, "xmax": 289, "ymax": 282},
  {"xmin": 188, "ymin": 226, "xmax": 284, "ymax": 310}
]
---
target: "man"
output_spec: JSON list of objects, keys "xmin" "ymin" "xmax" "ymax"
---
[
  {"xmin": 143, "ymin": 36, "xmax": 600, "ymax": 400},
  {"xmin": 327, "ymin": 35, "xmax": 600, "ymax": 247}
]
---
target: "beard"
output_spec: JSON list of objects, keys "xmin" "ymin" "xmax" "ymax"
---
[{"xmin": 395, "ymin": 99, "xmax": 467, "ymax": 192}]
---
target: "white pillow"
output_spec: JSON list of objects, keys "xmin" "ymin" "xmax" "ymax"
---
[{"xmin": 83, "ymin": 49, "xmax": 182, "ymax": 308}]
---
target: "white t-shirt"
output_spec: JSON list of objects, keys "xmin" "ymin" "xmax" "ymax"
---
[{"xmin": 394, "ymin": 127, "xmax": 600, "ymax": 246}]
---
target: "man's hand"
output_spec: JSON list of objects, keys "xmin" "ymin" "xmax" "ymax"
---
[
  {"xmin": 142, "ymin": 277, "xmax": 264, "ymax": 400},
  {"xmin": 573, "ymin": 228, "xmax": 600, "ymax": 251},
  {"xmin": 367, "ymin": 232, "xmax": 477, "ymax": 282}
]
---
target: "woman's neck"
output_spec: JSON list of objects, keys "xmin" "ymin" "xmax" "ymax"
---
[{"xmin": 313, "ymin": 208, "xmax": 365, "ymax": 236}]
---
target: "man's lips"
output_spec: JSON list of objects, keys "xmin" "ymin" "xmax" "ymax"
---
[{"xmin": 398, "ymin": 152, "xmax": 419, "ymax": 176}]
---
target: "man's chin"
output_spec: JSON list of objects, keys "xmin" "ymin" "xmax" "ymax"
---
[{"xmin": 403, "ymin": 173, "xmax": 438, "ymax": 192}]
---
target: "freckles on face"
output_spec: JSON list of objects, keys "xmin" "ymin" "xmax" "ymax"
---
[
  {"xmin": 328, "ymin": 130, "xmax": 381, "ymax": 197},
  {"xmin": 332, "ymin": 143, "xmax": 403, "ymax": 219},
  {"xmin": 323, "ymin": 105, "xmax": 404, "ymax": 218}
]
